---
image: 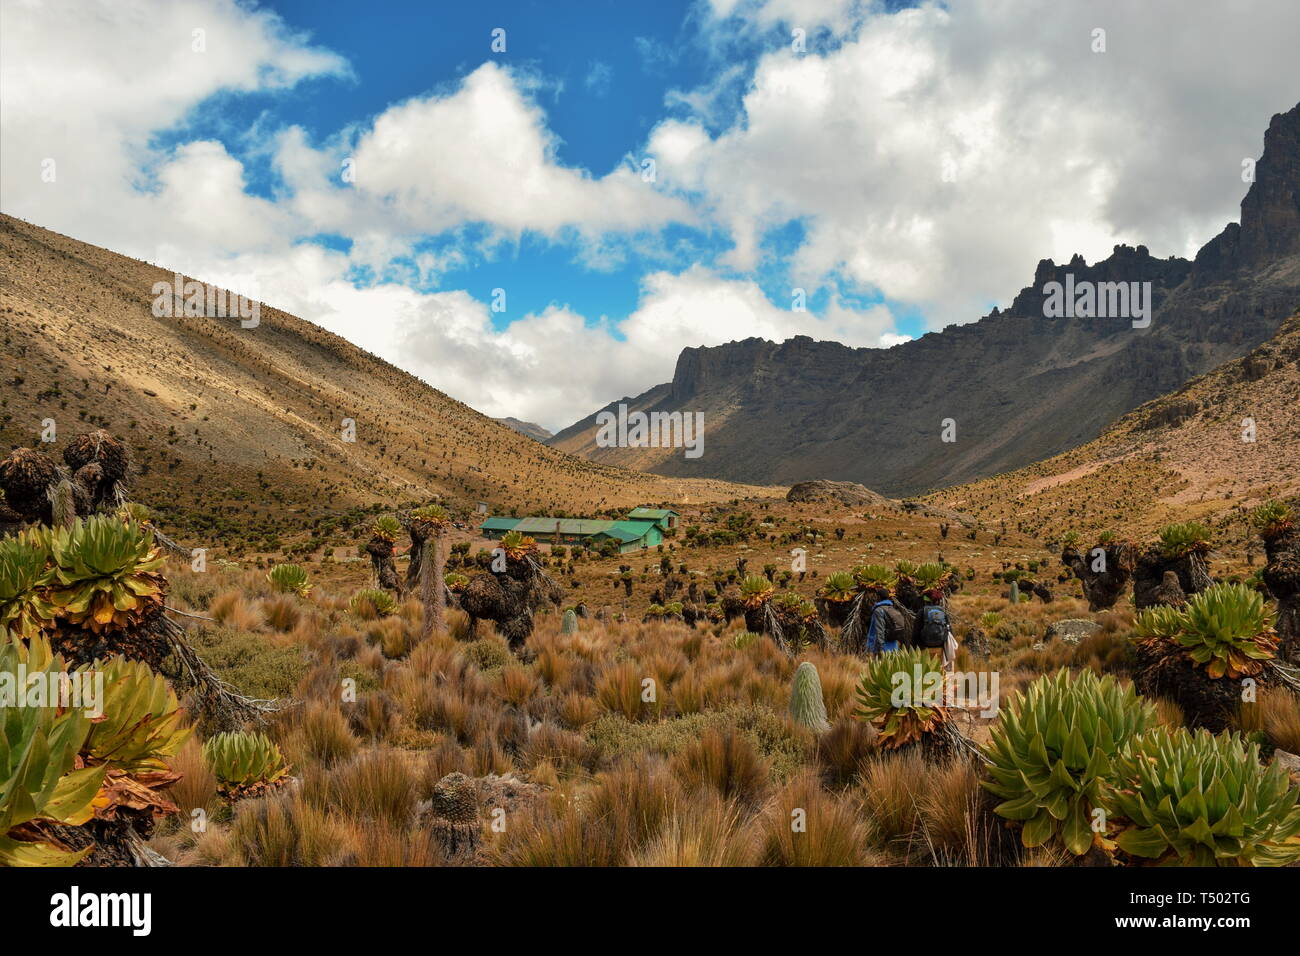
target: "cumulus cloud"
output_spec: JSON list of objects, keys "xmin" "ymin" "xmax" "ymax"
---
[
  {"xmin": 382, "ymin": 265, "xmax": 899, "ymax": 429},
  {"xmin": 0, "ymin": 0, "xmax": 348, "ymax": 254},
  {"xmin": 660, "ymin": 0, "xmax": 1300, "ymax": 327},
  {"xmin": 337, "ymin": 63, "xmax": 694, "ymax": 239}
]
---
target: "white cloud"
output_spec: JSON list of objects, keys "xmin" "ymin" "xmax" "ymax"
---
[
  {"xmin": 584, "ymin": 61, "xmax": 613, "ymax": 97},
  {"xmin": 658, "ymin": 0, "xmax": 1300, "ymax": 327},
  {"xmin": 706, "ymin": 0, "xmax": 864, "ymax": 35},
  {"xmin": 340, "ymin": 63, "xmax": 693, "ymax": 239},
  {"xmin": 0, "ymin": 0, "xmax": 348, "ymax": 254},
  {"xmin": 382, "ymin": 265, "xmax": 897, "ymax": 430}
]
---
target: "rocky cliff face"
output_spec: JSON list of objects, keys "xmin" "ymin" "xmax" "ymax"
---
[
  {"xmin": 549, "ymin": 103, "xmax": 1300, "ymax": 496},
  {"xmin": 1194, "ymin": 107, "xmax": 1300, "ymax": 282}
]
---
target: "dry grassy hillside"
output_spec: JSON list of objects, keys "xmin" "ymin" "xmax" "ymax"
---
[
  {"xmin": 930, "ymin": 310, "xmax": 1300, "ymax": 556},
  {"xmin": 0, "ymin": 215, "xmax": 773, "ymax": 549}
]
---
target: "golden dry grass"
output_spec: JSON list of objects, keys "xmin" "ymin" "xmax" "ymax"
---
[{"xmin": 139, "ymin": 500, "xmax": 1299, "ymax": 868}]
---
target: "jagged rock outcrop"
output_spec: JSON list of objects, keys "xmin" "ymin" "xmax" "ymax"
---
[{"xmin": 1193, "ymin": 107, "xmax": 1300, "ymax": 282}]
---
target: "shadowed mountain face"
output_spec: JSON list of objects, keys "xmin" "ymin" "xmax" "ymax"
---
[{"xmin": 550, "ymin": 103, "xmax": 1300, "ymax": 497}]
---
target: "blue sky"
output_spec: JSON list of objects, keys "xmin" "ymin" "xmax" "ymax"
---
[
  {"xmin": 147, "ymin": 0, "xmax": 924, "ymax": 338},
  {"xmin": 2, "ymin": 0, "xmax": 1293, "ymax": 429}
]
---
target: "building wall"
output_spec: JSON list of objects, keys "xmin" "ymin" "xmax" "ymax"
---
[{"xmin": 616, "ymin": 526, "xmax": 663, "ymax": 552}]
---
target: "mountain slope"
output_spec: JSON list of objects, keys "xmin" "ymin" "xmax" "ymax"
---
[
  {"xmin": 928, "ymin": 309, "xmax": 1300, "ymax": 548},
  {"xmin": 550, "ymin": 102, "xmax": 1300, "ymax": 497},
  {"xmin": 0, "ymin": 215, "xmax": 772, "ymax": 548}
]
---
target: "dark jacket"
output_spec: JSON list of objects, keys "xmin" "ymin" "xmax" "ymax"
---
[{"xmin": 866, "ymin": 599, "xmax": 903, "ymax": 654}]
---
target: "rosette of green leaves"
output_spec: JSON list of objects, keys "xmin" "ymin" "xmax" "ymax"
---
[
  {"xmin": 266, "ymin": 562, "xmax": 312, "ymax": 597},
  {"xmin": 1178, "ymin": 583, "xmax": 1276, "ymax": 679},
  {"xmin": 1105, "ymin": 729, "xmax": 1300, "ymax": 866},
  {"xmin": 0, "ymin": 533, "xmax": 53, "ymax": 641},
  {"xmin": 0, "ymin": 638, "xmax": 103, "ymax": 865},
  {"xmin": 982, "ymin": 668, "xmax": 1155, "ymax": 856},
  {"xmin": 202, "ymin": 731, "xmax": 289, "ymax": 790},
  {"xmin": 852, "ymin": 647, "xmax": 947, "ymax": 749}
]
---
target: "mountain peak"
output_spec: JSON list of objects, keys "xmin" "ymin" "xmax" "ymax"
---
[{"xmin": 1194, "ymin": 102, "xmax": 1300, "ymax": 281}]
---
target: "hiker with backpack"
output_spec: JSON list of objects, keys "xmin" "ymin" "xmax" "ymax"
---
[
  {"xmin": 864, "ymin": 587, "xmax": 907, "ymax": 655},
  {"xmin": 915, "ymin": 588, "xmax": 958, "ymax": 672}
]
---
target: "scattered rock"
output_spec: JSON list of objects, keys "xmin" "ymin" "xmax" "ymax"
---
[
  {"xmin": 1044, "ymin": 619, "xmax": 1103, "ymax": 645},
  {"xmin": 963, "ymin": 625, "xmax": 991, "ymax": 659}
]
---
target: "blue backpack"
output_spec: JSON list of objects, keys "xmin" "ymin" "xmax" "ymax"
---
[{"xmin": 919, "ymin": 606, "xmax": 949, "ymax": 647}]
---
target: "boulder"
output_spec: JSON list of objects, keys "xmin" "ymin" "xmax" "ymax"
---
[
  {"xmin": 786, "ymin": 479, "xmax": 894, "ymax": 509},
  {"xmin": 963, "ymin": 625, "xmax": 992, "ymax": 659},
  {"xmin": 1044, "ymin": 619, "xmax": 1103, "ymax": 645}
]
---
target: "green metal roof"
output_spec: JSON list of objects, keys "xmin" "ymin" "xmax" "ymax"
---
[
  {"xmin": 482, "ymin": 515, "xmax": 664, "ymax": 541},
  {"xmin": 626, "ymin": 507, "xmax": 679, "ymax": 519},
  {"xmin": 600, "ymin": 519, "xmax": 660, "ymax": 543},
  {"xmin": 511, "ymin": 517, "xmax": 619, "ymax": 536}
]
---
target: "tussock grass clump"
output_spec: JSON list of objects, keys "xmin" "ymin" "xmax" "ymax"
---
[
  {"xmin": 310, "ymin": 748, "xmax": 420, "ymax": 825},
  {"xmin": 626, "ymin": 792, "xmax": 755, "ymax": 866},
  {"xmin": 757, "ymin": 770, "xmax": 879, "ymax": 866},
  {"xmin": 491, "ymin": 762, "xmax": 681, "ymax": 866},
  {"xmin": 521, "ymin": 722, "xmax": 594, "ymax": 773},
  {"xmin": 210, "ymin": 590, "xmax": 264, "ymax": 631},
  {"xmin": 596, "ymin": 660, "xmax": 654, "ymax": 720},
  {"xmin": 816, "ymin": 718, "xmax": 877, "ymax": 786},
  {"xmin": 226, "ymin": 793, "xmax": 346, "ymax": 867},
  {"xmin": 1239, "ymin": 687, "xmax": 1300, "ymax": 754},
  {"xmin": 288, "ymin": 699, "xmax": 361, "ymax": 769},
  {"xmin": 671, "ymin": 728, "xmax": 771, "ymax": 807},
  {"xmin": 261, "ymin": 594, "xmax": 301, "ymax": 633}
]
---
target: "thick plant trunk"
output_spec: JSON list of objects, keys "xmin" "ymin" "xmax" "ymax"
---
[
  {"xmin": 893, "ymin": 579, "xmax": 923, "ymax": 616},
  {"xmin": 816, "ymin": 597, "xmax": 852, "ymax": 628},
  {"xmin": 1132, "ymin": 640, "xmax": 1259, "ymax": 732},
  {"xmin": 420, "ymin": 541, "xmax": 435, "ymax": 640},
  {"xmin": 1061, "ymin": 544, "xmax": 1134, "ymax": 611},
  {"xmin": 366, "ymin": 537, "xmax": 400, "ymax": 595},
  {"xmin": 1263, "ymin": 534, "xmax": 1300, "ymax": 663},
  {"xmin": 1134, "ymin": 548, "xmax": 1212, "ymax": 609},
  {"xmin": 426, "ymin": 530, "xmax": 447, "ymax": 637}
]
